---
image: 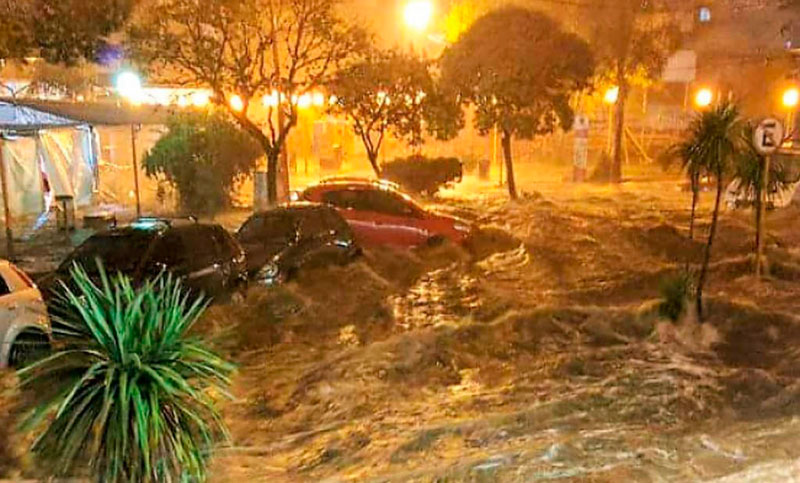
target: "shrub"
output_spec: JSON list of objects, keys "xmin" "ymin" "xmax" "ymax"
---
[
  {"xmin": 658, "ymin": 271, "xmax": 694, "ymax": 322},
  {"xmin": 144, "ymin": 112, "xmax": 262, "ymax": 214},
  {"xmin": 18, "ymin": 262, "xmax": 234, "ymax": 482},
  {"xmin": 380, "ymin": 156, "xmax": 463, "ymax": 195}
]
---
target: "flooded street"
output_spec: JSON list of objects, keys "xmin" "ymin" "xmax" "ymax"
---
[{"xmin": 197, "ymin": 180, "xmax": 800, "ymax": 481}]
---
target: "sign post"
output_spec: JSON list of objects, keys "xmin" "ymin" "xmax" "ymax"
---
[
  {"xmin": 573, "ymin": 114, "xmax": 589, "ymax": 182},
  {"xmin": 753, "ymin": 117, "xmax": 784, "ymax": 280}
]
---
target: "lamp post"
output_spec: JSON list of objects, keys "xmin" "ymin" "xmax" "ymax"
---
[{"xmin": 115, "ymin": 71, "xmax": 144, "ymax": 217}]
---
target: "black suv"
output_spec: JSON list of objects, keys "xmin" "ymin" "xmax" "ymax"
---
[
  {"xmin": 42, "ymin": 218, "xmax": 247, "ymax": 300},
  {"xmin": 236, "ymin": 203, "xmax": 360, "ymax": 284}
]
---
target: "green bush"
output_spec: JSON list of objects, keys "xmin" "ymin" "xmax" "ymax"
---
[
  {"xmin": 381, "ymin": 156, "xmax": 463, "ymax": 195},
  {"xmin": 144, "ymin": 112, "xmax": 262, "ymax": 214},
  {"xmin": 18, "ymin": 262, "xmax": 234, "ymax": 482},
  {"xmin": 658, "ymin": 271, "xmax": 694, "ymax": 322}
]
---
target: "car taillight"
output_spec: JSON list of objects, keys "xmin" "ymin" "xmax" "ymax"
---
[{"xmin": 11, "ymin": 265, "xmax": 35, "ymax": 288}]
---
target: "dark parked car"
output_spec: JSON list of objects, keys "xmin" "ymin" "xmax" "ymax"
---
[
  {"xmin": 40, "ymin": 218, "xmax": 247, "ymax": 301},
  {"xmin": 236, "ymin": 203, "xmax": 360, "ymax": 285}
]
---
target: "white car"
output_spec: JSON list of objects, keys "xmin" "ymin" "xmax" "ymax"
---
[{"xmin": 0, "ymin": 260, "xmax": 52, "ymax": 368}]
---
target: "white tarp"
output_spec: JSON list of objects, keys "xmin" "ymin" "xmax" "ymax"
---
[
  {"xmin": 39, "ymin": 129, "xmax": 94, "ymax": 206},
  {"xmin": 0, "ymin": 137, "xmax": 45, "ymax": 216}
]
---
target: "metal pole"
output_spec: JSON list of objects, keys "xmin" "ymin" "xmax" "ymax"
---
[
  {"xmin": 0, "ymin": 138, "xmax": 14, "ymax": 260},
  {"xmin": 130, "ymin": 124, "xmax": 141, "ymax": 218},
  {"xmin": 756, "ymin": 154, "xmax": 771, "ymax": 280}
]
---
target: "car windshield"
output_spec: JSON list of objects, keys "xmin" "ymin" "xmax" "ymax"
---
[{"xmin": 61, "ymin": 230, "xmax": 156, "ymax": 275}]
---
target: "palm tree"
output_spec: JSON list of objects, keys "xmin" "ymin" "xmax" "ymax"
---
[
  {"xmin": 18, "ymin": 262, "xmax": 234, "ymax": 482},
  {"xmin": 732, "ymin": 123, "xmax": 795, "ymax": 258},
  {"xmin": 669, "ymin": 128, "xmax": 707, "ymax": 241},
  {"xmin": 688, "ymin": 102, "xmax": 742, "ymax": 319}
]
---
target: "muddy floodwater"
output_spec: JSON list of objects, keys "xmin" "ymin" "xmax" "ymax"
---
[
  {"xmin": 196, "ymin": 181, "xmax": 800, "ymax": 481},
  {"xmin": 4, "ymin": 179, "xmax": 800, "ymax": 481}
]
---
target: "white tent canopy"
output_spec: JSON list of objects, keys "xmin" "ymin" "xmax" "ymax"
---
[{"xmin": 0, "ymin": 101, "xmax": 97, "ymax": 219}]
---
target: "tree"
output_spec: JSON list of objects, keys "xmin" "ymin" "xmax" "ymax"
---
[
  {"xmin": 144, "ymin": 112, "xmax": 262, "ymax": 214},
  {"xmin": 328, "ymin": 50, "xmax": 457, "ymax": 177},
  {"xmin": 441, "ymin": 7, "xmax": 593, "ymax": 199},
  {"xmin": 668, "ymin": 131, "xmax": 705, "ymax": 241},
  {"xmin": 586, "ymin": 0, "xmax": 679, "ymax": 183},
  {"xmin": 19, "ymin": 263, "xmax": 234, "ymax": 482},
  {"xmin": 0, "ymin": 0, "xmax": 135, "ymax": 64},
  {"xmin": 129, "ymin": 0, "xmax": 365, "ymax": 206},
  {"xmin": 732, "ymin": 123, "xmax": 795, "ymax": 259},
  {"xmin": 685, "ymin": 102, "xmax": 742, "ymax": 319}
]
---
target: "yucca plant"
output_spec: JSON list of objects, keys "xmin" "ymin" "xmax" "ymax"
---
[
  {"xmin": 658, "ymin": 271, "xmax": 694, "ymax": 323},
  {"xmin": 681, "ymin": 102, "xmax": 742, "ymax": 320},
  {"xmin": 18, "ymin": 262, "xmax": 234, "ymax": 482}
]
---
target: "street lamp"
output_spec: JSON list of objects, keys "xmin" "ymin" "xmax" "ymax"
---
[
  {"xmin": 404, "ymin": 0, "xmax": 434, "ymax": 32},
  {"xmin": 782, "ymin": 87, "xmax": 799, "ymax": 109},
  {"xmin": 229, "ymin": 94, "xmax": 244, "ymax": 112},
  {"xmin": 603, "ymin": 86, "xmax": 619, "ymax": 105},
  {"xmin": 694, "ymin": 88, "xmax": 713, "ymax": 109},
  {"xmin": 115, "ymin": 71, "xmax": 143, "ymax": 104}
]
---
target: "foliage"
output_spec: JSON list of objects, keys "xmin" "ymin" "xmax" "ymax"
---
[
  {"xmin": 584, "ymin": 0, "xmax": 680, "ymax": 182},
  {"xmin": 18, "ymin": 262, "xmax": 234, "ymax": 482},
  {"xmin": 441, "ymin": 6, "xmax": 593, "ymax": 198},
  {"xmin": 682, "ymin": 102, "xmax": 743, "ymax": 319},
  {"xmin": 143, "ymin": 112, "xmax": 262, "ymax": 214},
  {"xmin": 0, "ymin": 60, "xmax": 101, "ymax": 99},
  {"xmin": 128, "ymin": 0, "xmax": 366, "ymax": 204},
  {"xmin": 328, "ymin": 50, "xmax": 459, "ymax": 176},
  {"xmin": 658, "ymin": 271, "xmax": 694, "ymax": 322},
  {"xmin": 381, "ymin": 156, "xmax": 463, "ymax": 195},
  {"xmin": 0, "ymin": 0, "xmax": 135, "ymax": 64}
]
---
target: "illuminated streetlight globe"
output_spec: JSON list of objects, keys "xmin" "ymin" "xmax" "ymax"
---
[
  {"xmin": 783, "ymin": 87, "xmax": 799, "ymax": 109},
  {"xmin": 404, "ymin": 0, "xmax": 434, "ymax": 32},
  {"xmin": 695, "ymin": 88, "xmax": 713, "ymax": 108},
  {"xmin": 603, "ymin": 86, "xmax": 619, "ymax": 105},
  {"xmin": 115, "ymin": 71, "xmax": 142, "ymax": 102},
  {"xmin": 229, "ymin": 94, "xmax": 244, "ymax": 112}
]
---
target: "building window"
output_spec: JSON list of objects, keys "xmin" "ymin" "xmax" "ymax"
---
[{"xmin": 699, "ymin": 7, "xmax": 711, "ymax": 23}]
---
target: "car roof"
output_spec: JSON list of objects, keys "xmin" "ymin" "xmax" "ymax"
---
[
  {"xmin": 254, "ymin": 202, "xmax": 338, "ymax": 215},
  {"xmin": 311, "ymin": 177, "xmax": 401, "ymax": 191}
]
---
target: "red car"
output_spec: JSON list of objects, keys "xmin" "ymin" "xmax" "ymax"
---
[{"xmin": 301, "ymin": 179, "xmax": 472, "ymax": 247}]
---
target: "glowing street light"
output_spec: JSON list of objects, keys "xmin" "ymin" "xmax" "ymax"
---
[
  {"xmin": 404, "ymin": 0, "xmax": 434, "ymax": 32},
  {"xmin": 783, "ymin": 87, "xmax": 799, "ymax": 109},
  {"xmin": 191, "ymin": 91, "xmax": 210, "ymax": 108},
  {"xmin": 115, "ymin": 71, "xmax": 143, "ymax": 103},
  {"xmin": 695, "ymin": 88, "xmax": 713, "ymax": 108},
  {"xmin": 229, "ymin": 94, "xmax": 244, "ymax": 112},
  {"xmin": 603, "ymin": 86, "xmax": 619, "ymax": 105}
]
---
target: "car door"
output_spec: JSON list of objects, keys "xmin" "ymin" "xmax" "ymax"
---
[
  {"xmin": 210, "ymin": 225, "xmax": 246, "ymax": 289},
  {"xmin": 237, "ymin": 212, "xmax": 296, "ymax": 274},
  {"xmin": 320, "ymin": 188, "xmax": 384, "ymax": 245},
  {"xmin": 354, "ymin": 189, "xmax": 430, "ymax": 246}
]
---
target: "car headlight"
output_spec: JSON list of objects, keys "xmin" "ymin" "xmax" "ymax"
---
[
  {"xmin": 454, "ymin": 222, "xmax": 471, "ymax": 233},
  {"xmin": 257, "ymin": 263, "xmax": 280, "ymax": 284}
]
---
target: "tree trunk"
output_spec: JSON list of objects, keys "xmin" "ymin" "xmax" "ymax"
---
[
  {"xmin": 367, "ymin": 151, "xmax": 381, "ymax": 178},
  {"xmin": 501, "ymin": 130, "xmax": 518, "ymax": 199},
  {"xmin": 689, "ymin": 174, "xmax": 699, "ymax": 241},
  {"xmin": 611, "ymin": 81, "xmax": 628, "ymax": 183},
  {"xmin": 267, "ymin": 150, "xmax": 279, "ymax": 206},
  {"xmin": 696, "ymin": 172, "xmax": 724, "ymax": 320}
]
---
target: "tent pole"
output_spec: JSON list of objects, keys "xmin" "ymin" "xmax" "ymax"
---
[
  {"xmin": 0, "ymin": 138, "xmax": 15, "ymax": 260},
  {"xmin": 130, "ymin": 124, "xmax": 141, "ymax": 218}
]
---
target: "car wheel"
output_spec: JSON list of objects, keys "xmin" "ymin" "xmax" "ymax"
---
[{"xmin": 9, "ymin": 331, "xmax": 51, "ymax": 368}]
